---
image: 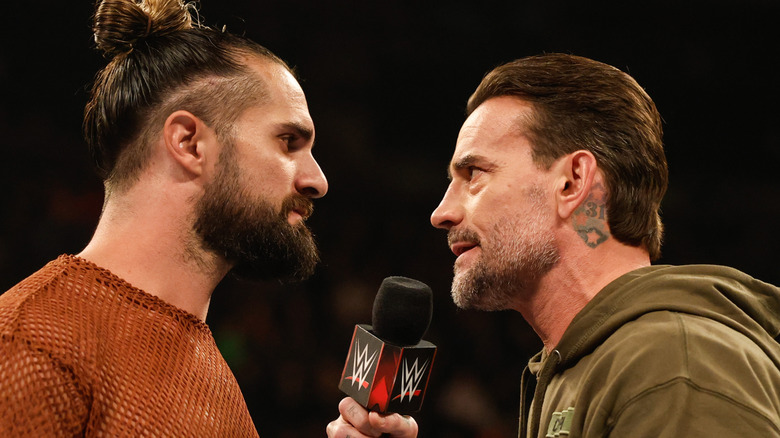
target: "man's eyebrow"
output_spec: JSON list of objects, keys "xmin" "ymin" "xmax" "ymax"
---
[
  {"xmin": 277, "ymin": 121, "xmax": 314, "ymax": 142},
  {"xmin": 447, "ymin": 154, "xmax": 484, "ymax": 179}
]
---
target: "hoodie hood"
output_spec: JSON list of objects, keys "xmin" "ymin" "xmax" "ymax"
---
[{"xmin": 554, "ymin": 264, "xmax": 780, "ymax": 370}]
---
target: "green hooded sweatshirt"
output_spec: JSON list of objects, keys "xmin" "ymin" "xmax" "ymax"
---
[{"xmin": 519, "ymin": 265, "xmax": 780, "ymax": 437}]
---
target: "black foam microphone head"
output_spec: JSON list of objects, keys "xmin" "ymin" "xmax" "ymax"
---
[{"xmin": 371, "ymin": 276, "xmax": 433, "ymax": 346}]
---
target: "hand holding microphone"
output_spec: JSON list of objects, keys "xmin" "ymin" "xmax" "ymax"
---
[
  {"xmin": 327, "ymin": 276, "xmax": 434, "ymax": 437},
  {"xmin": 326, "ymin": 397, "xmax": 419, "ymax": 438}
]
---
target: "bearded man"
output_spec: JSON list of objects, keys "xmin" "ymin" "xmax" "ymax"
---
[
  {"xmin": 324, "ymin": 53, "xmax": 780, "ymax": 438},
  {"xmin": 429, "ymin": 53, "xmax": 780, "ymax": 437},
  {"xmin": 0, "ymin": 1, "xmax": 417, "ymax": 437}
]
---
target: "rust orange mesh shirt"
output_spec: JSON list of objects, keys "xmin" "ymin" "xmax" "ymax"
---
[{"xmin": 0, "ymin": 255, "xmax": 259, "ymax": 437}]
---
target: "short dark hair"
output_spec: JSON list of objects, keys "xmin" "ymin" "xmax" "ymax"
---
[
  {"xmin": 468, "ymin": 53, "xmax": 668, "ymax": 260},
  {"xmin": 84, "ymin": 0, "xmax": 291, "ymax": 193}
]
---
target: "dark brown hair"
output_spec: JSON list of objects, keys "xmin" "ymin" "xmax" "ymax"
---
[
  {"xmin": 468, "ymin": 53, "xmax": 668, "ymax": 260},
  {"xmin": 84, "ymin": 0, "xmax": 291, "ymax": 193}
]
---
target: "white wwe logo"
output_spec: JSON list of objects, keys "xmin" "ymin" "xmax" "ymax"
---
[
  {"xmin": 396, "ymin": 358, "xmax": 429, "ymax": 403},
  {"xmin": 347, "ymin": 339, "xmax": 377, "ymax": 389}
]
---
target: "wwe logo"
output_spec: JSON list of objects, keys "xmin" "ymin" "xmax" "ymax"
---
[
  {"xmin": 393, "ymin": 358, "xmax": 429, "ymax": 402},
  {"xmin": 345, "ymin": 339, "xmax": 377, "ymax": 389}
]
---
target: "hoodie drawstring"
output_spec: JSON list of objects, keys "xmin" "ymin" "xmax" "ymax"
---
[
  {"xmin": 520, "ymin": 349, "xmax": 562, "ymax": 438},
  {"xmin": 518, "ymin": 365, "xmax": 536, "ymax": 438}
]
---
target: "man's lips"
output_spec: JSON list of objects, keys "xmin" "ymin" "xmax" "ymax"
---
[
  {"xmin": 284, "ymin": 196, "xmax": 314, "ymax": 221},
  {"xmin": 448, "ymin": 229, "xmax": 480, "ymax": 256},
  {"xmin": 290, "ymin": 208, "xmax": 308, "ymax": 219},
  {"xmin": 450, "ymin": 241, "xmax": 478, "ymax": 257},
  {"xmin": 287, "ymin": 208, "xmax": 311, "ymax": 226}
]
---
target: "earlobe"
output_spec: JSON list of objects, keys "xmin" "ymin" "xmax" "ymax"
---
[
  {"xmin": 163, "ymin": 110, "xmax": 209, "ymax": 177},
  {"xmin": 555, "ymin": 150, "xmax": 598, "ymax": 220}
]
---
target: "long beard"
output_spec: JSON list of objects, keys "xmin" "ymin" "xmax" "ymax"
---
[
  {"xmin": 450, "ymin": 187, "xmax": 559, "ymax": 311},
  {"xmin": 193, "ymin": 153, "xmax": 319, "ymax": 282}
]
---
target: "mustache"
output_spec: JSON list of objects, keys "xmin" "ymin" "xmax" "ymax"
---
[
  {"xmin": 447, "ymin": 228, "xmax": 480, "ymax": 247},
  {"xmin": 282, "ymin": 194, "xmax": 314, "ymax": 220}
]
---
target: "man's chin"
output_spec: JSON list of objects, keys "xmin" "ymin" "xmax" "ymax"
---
[
  {"xmin": 451, "ymin": 272, "xmax": 479, "ymax": 309},
  {"xmin": 230, "ymin": 258, "xmax": 318, "ymax": 283},
  {"xmin": 230, "ymin": 237, "xmax": 320, "ymax": 283},
  {"xmin": 450, "ymin": 269, "xmax": 516, "ymax": 312}
]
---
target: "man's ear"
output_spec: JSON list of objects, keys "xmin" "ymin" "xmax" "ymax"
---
[
  {"xmin": 553, "ymin": 150, "xmax": 599, "ymax": 220},
  {"xmin": 162, "ymin": 110, "xmax": 212, "ymax": 177}
]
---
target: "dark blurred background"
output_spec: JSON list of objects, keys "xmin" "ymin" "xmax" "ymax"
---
[{"xmin": 1, "ymin": 1, "xmax": 778, "ymax": 436}]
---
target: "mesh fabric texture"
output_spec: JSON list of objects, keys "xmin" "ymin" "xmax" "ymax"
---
[{"xmin": 0, "ymin": 255, "xmax": 259, "ymax": 437}]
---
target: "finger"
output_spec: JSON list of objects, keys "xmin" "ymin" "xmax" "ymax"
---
[
  {"xmin": 368, "ymin": 411, "xmax": 419, "ymax": 437},
  {"xmin": 326, "ymin": 415, "xmax": 371, "ymax": 438},
  {"xmin": 338, "ymin": 397, "xmax": 380, "ymax": 436}
]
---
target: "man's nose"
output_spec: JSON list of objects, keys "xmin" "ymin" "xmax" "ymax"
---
[
  {"xmin": 297, "ymin": 154, "xmax": 328, "ymax": 198},
  {"xmin": 430, "ymin": 184, "xmax": 462, "ymax": 230}
]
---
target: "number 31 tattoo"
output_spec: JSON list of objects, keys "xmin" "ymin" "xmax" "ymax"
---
[{"xmin": 572, "ymin": 182, "xmax": 610, "ymax": 248}]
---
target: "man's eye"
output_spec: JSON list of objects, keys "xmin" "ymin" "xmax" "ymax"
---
[
  {"xmin": 468, "ymin": 167, "xmax": 484, "ymax": 179},
  {"xmin": 280, "ymin": 135, "xmax": 298, "ymax": 149}
]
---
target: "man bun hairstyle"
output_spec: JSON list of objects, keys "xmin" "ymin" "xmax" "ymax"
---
[
  {"xmin": 84, "ymin": 0, "xmax": 291, "ymax": 193},
  {"xmin": 93, "ymin": 0, "xmax": 194, "ymax": 58},
  {"xmin": 468, "ymin": 54, "xmax": 668, "ymax": 260}
]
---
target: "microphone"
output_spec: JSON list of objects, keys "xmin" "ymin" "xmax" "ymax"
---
[{"xmin": 338, "ymin": 276, "xmax": 437, "ymax": 415}]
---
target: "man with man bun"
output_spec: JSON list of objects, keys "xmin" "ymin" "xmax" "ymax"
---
[{"xmin": 0, "ymin": 0, "xmax": 410, "ymax": 436}]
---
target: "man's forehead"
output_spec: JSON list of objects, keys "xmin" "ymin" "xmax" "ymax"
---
[
  {"xmin": 447, "ymin": 98, "xmax": 536, "ymax": 173},
  {"xmin": 245, "ymin": 57, "xmax": 314, "ymax": 131},
  {"xmin": 455, "ymin": 101, "xmax": 530, "ymax": 154},
  {"xmin": 460, "ymin": 97, "xmax": 532, "ymax": 136},
  {"xmin": 244, "ymin": 56, "xmax": 307, "ymax": 103}
]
